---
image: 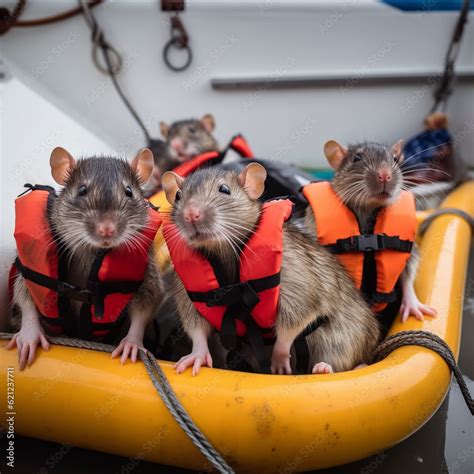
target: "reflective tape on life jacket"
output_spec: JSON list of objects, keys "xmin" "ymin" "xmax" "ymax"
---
[
  {"xmin": 302, "ymin": 181, "xmax": 416, "ymax": 312},
  {"xmin": 172, "ymin": 134, "xmax": 254, "ymax": 177},
  {"xmin": 13, "ymin": 184, "xmax": 162, "ymax": 340}
]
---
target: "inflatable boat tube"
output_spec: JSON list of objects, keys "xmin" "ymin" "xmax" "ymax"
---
[{"xmin": 0, "ymin": 181, "xmax": 472, "ymax": 472}]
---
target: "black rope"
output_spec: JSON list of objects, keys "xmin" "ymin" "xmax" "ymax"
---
[
  {"xmin": 419, "ymin": 207, "xmax": 474, "ymax": 235},
  {"xmin": 431, "ymin": 0, "xmax": 471, "ymax": 113},
  {"xmin": 79, "ymin": 0, "xmax": 153, "ymax": 144},
  {"xmin": 374, "ymin": 330, "xmax": 473, "ymax": 415}
]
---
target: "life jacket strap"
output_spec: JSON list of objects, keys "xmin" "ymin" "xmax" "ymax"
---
[
  {"xmin": 326, "ymin": 234, "xmax": 413, "ymax": 253},
  {"xmin": 293, "ymin": 316, "xmax": 329, "ymax": 374},
  {"xmin": 367, "ymin": 290, "xmax": 398, "ymax": 305},
  {"xmin": 186, "ymin": 272, "xmax": 280, "ymax": 309},
  {"xmin": 15, "ymin": 257, "xmax": 94, "ymax": 304},
  {"xmin": 15, "ymin": 257, "xmax": 143, "ymax": 314}
]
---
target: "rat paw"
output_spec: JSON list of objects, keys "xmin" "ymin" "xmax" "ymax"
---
[
  {"xmin": 312, "ymin": 362, "xmax": 333, "ymax": 374},
  {"xmin": 6, "ymin": 325, "xmax": 49, "ymax": 370},
  {"xmin": 174, "ymin": 350, "xmax": 213, "ymax": 376},
  {"xmin": 400, "ymin": 295, "xmax": 437, "ymax": 323},
  {"xmin": 111, "ymin": 335, "xmax": 145, "ymax": 364},
  {"xmin": 271, "ymin": 350, "xmax": 292, "ymax": 375}
]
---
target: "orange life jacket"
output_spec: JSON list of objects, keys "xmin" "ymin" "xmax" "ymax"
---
[
  {"xmin": 302, "ymin": 181, "xmax": 416, "ymax": 312},
  {"xmin": 173, "ymin": 134, "xmax": 253, "ymax": 177},
  {"xmin": 163, "ymin": 199, "xmax": 297, "ymax": 372},
  {"xmin": 13, "ymin": 184, "xmax": 162, "ymax": 340}
]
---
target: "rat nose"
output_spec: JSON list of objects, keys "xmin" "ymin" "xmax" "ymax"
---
[
  {"xmin": 171, "ymin": 138, "xmax": 184, "ymax": 153},
  {"xmin": 184, "ymin": 205, "xmax": 203, "ymax": 224},
  {"xmin": 378, "ymin": 169, "xmax": 392, "ymax": 183},
  {"xmin": 97, "ymin": 220, "xmax": 116, "ymax": 238}
]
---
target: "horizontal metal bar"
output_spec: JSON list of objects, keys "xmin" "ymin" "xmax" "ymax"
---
[{"xmin": 211, "ymin": 68, "xmax": 474, "ymax": 90}]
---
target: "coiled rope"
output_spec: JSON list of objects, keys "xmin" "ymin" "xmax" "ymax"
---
[
  {"xmin": 374, "ymin": 330, "xmax": 473, "ymax": 415},
  {"xmin": 0, "ymin": 333, "xmax": 234, "ymax": 474},
  {"xmin": 1, "ymin": 328, "xmax": 472, "ymax": 473}
]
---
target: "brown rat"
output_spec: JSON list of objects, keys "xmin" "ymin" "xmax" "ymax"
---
[
  {"xmin": 161, "ymin": 165, "xmax": 380, "ymax": 375},
  {"xmin": 8, "ymin": 147, "xmax": 163, "ymax": 369},
  {"xmin": 305, "ymin": 140, "xmax": 436, "ymax": 323}
]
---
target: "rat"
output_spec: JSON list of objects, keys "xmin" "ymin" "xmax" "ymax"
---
[
  {"xmin": 304, "ymin": 140, "xmax": 437, "ymax": 325},
  {"xmin": 143, "ymin": 114, "xmax": 219, "ymax": 198},
  {"xmin": 160, "ymin": 113, "xmax": 218, "ymax": 164},
  {"xmin": 161, "ymin": 164, "xmax": 380, "ymax": 375},
  {"xmin": 8, "ymin": 147, "xmax": 163, "ymax": 370}
]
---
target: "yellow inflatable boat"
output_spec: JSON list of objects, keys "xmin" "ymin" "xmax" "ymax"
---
[{"xmin": 1, "ymin": 181, "xmax": 472, "ymax": 472}]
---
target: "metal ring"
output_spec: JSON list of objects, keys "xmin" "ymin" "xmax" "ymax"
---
[{"xmin": 163, "ymin": 37, "xmax": 192, "ymax": 72}]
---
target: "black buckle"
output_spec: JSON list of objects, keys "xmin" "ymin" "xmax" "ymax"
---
[
  {"xmin": 206, "ymin": 282, "xmax": 260, "ymax": 310},
  {"xmin": 57, "ymin": 281, "xmax": 93, "ymax": 304},
  {"xmin": 356, "ymin": 234, "xmax": 379, "ymax": 251}
]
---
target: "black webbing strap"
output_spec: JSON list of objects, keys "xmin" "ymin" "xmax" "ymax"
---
[
  {"xmin": 326, "ymin": 234, "xmax": 413, "ymax": 253},
  {"xmin": 15, "ymin": 258, "xmax": 94, "ymax": 304},
  {"xmin": 293, "ymin": 316, "xmax": 329, "ymax": 374},
  {"xmin": 187, "ymin": 272, "xmax": 280, "ymax": 307},
  {"xmin": 419, "ymin": 208, "xmax": 474, "ymax": 235},
  {"xmin": 17, "ymin": 183, "xmax": 56, "ymax": 197},
  {"xmin": 367, "ymin": 290, "xmax": 398, "ymax": 305}
]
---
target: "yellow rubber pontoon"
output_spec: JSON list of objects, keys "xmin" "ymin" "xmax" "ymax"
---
[{"xmin": 1, "ymin": 181, "xmax": 472, "ymax": 473}]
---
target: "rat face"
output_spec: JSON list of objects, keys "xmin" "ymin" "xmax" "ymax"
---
[
  {"xmin": 162, "ymin": 165, "xmax": 266, "ymax": 254},
  {"xmin": 326, "ymin": 140, "xmax": 404, "ymax": 210},
  {"xmin": 49, "ymin": 148, "xmax": 154, "ymax": 254},
  {"xmin": 160, "ymin": 114, "xmax": 218, "ymax": 163}
]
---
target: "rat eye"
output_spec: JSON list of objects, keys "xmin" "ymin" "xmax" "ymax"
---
[
  {"xmin": 175, "ymin": 190, "xmax": 182, "ymax": 202},
  {"xmin": 219, "ymin": 184, "xmax": 231, "ymax": 195},
  {"xmin": 125, "ymin": 185, "xmax": 133, "ymax": 198},
  {"xmin": 353, "ymin": 154, "xmax": 363, "ymax": 163},
  {"xmin": 393, "ymin": 155, "xmax": 399, "ymax": 163},
  {"xmin": 78, "ymin": 185, "xmax": 87, "ymax": 197},
  {"xmin": 188, "ymin": 126, "xmax": 196, "ymax": 134}
]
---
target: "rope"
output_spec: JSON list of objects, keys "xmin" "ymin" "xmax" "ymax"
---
[
  {"xmin": 418, "ymin": 208, "xmax": 474, "ymax": 235},
  {"xmin": 0, "ymin": 0, "xmax": 27, "ymax": 35},
  {"xmin": 78, "ymin": 0, "xmax": 153, "ymax": 144},
  {"xmin": 430, "ymin": 0, "xmax": 471, "ymax": 113},
  {"xmin": 0, "ymin": 332, "xmax": 234, "ymax": 474},
  {"xmin": 374, "ymin": 330, "xmax": 473, "ymax": 415},
  {"xmin": 1, "ymin": 0, "xmax": 103, "ymax": 33}
]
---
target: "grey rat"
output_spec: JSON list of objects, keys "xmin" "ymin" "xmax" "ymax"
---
[
  {"xmin": 8, "ymin": 147, "xmax": 163, "ymax": 369},
  {"xmin": 161, "ymin": 164, "xmax": 380, "ymax": 375},
  {"xmin": 160, "ymin": 113, "xmax": 218, "ymax": 163},
  {"xmin": 143, "ymin": 114, "xmax": 219, "ymax": 197},
  {"xmin": 305, "ymin": 140, "xmax": 436, "ymax": 323}
]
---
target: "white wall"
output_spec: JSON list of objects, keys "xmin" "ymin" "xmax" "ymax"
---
[
  {"xmin": 0, "ymin": 77, "xmax": 115, "ymax": 320},
  {"xmin": 1, "ymin": 0, "xmax": 473, "ymax": 167}
]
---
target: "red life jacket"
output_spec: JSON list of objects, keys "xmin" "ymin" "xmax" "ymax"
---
[
  {"xmin": 173, "ymin": 134, "xmax": 254, "ymax": 177},
  {"xmin": 12, "ymin": 184, "xmax": 162, "ymax": 340},
  {"xmin": 302, "ymin": 181, "xmax": 416, "ymax": 312},
  {"xmin": 163, "ymin": 200, "xmax": 295, "ymax": 372}
]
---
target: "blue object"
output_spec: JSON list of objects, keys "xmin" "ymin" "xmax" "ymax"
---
[
  {"xmin": 382, "ymin": 0, "xmax": 473, "ymax": 11},
  {"xmin": 402, "ymin": 128, "xmax": 453, "ymax": 171}
]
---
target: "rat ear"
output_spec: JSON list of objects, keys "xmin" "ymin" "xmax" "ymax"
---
[
  {"xmin": 391, "ymin": 139, "xmax": 404, "ymax": 163},
  {"xmin": 131, "ymin": 148, "xmax": 154, "ymax": 184},
  {"xmin": 201, "ymin": 114, "xmax": 215, "ymax": 134},
  {"xmin": 50, "ymin": 147, "xmax": 76, "ymax": 185},
  {"xmin": 160, "ymin": 121, "xmax": 170, "ymax": 139},
  {"xmin": 238, "ymin": 163, "xmax": 267, "ymax": 200},
  {"xmin": 162, "ymin": 171, "xmax": 184, "ymax": 205},
  {"xmin": 324, "ymin": 140, "xmax": 348, "ymax": 169}
]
